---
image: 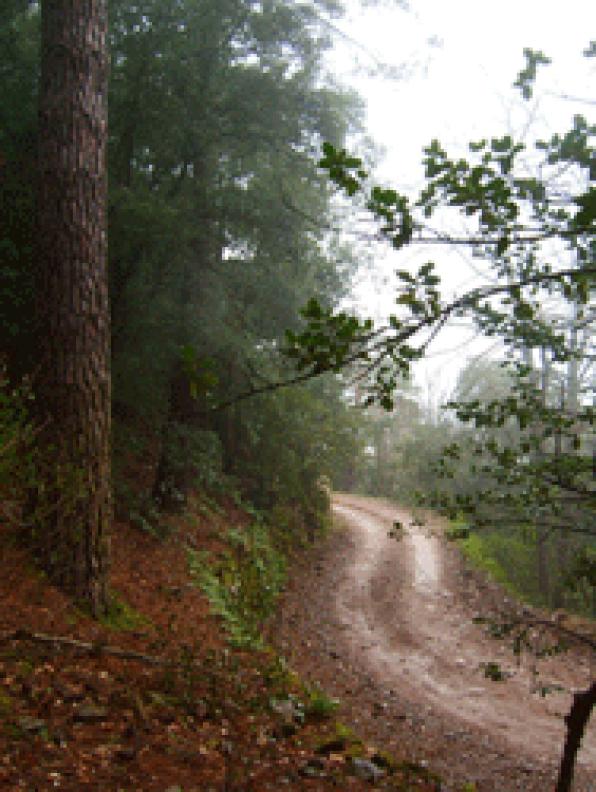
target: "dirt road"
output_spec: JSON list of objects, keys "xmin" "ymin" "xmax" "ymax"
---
[{"xmin": 272, "ymin": 494, "xmax": 596, "ymax": 791}]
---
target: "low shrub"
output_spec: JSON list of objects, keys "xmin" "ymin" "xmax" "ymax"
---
[{"xmin": 188, "ymin": 520, "xmax": 286, "ymax": 648}]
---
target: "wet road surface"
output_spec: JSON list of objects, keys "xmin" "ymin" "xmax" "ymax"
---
[{"xmin": 273, "ymin": 494, "xmax": 596, "ymax": 791}]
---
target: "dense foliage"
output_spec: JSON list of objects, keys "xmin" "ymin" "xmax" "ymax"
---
[{"xmin": 0, "ymin": 0, "xmax": 366, "ymax": 540}]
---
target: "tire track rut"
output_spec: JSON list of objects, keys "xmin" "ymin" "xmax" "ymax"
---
[{"xmin": 272, "ymin": 494, "xmax": 596, "ymax": 791}]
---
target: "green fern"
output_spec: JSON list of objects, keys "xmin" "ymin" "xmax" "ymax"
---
[{"xmin": 188, "ymin": 521, "xmax": 286, "ymax": 648}]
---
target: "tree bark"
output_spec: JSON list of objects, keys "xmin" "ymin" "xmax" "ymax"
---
[{"xmin": 34, "ymin": 0, "xmax": 110, "ymax": 615}]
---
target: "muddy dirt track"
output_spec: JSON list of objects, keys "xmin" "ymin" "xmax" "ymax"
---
[{"xmin": 271, "ymin": 494, "xmax": 596, "ymax": 791}]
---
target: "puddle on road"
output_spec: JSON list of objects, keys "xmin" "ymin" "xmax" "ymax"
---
[
  {"xmin": 333, "ymin": 503, "xmax": 379, "ymax": 581},
  {"xmin": 409, "ymin": 530, "xmax": 440, "ymax": 594},
  {"xmin": 333, "ymin": 502, "xmax": 441, "ymax": 595}
]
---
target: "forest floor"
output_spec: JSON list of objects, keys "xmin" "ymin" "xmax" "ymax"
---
[
  {"xmin": 269, "ymin": 493, "xmax": 596, "ymax": 792},
  {"xmin": 0, "ymin": 493, "xmax": 450, "ymax": 791}
]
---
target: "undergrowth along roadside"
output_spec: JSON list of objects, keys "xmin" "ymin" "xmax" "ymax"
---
[
  {"xmin": 447, "ymin": 518, "xmax": 595, "ymax": 619},
  {"xmin": 188, "ymin": 517, "xmax": 287, "ymax": 648},
  {"xmin": 186, "ymin": 503, "xmax": 460, "ymax": 790},
  {"xmin": 0, "ymin": 486, "xmax": 462, "ymax": 791}
]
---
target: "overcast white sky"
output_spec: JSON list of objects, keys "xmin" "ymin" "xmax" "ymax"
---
[{"xmin": 327, "ymin": 0, "xmax": 595, "ymax": 404}]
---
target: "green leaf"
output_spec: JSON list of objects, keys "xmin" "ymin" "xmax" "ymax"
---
[{"xmin": 513, "ymin": 301, "xmax": 534, "ymax": 320}]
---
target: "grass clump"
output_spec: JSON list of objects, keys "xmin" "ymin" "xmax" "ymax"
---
[
  {"xmin": 303, "ymin": 682, "xmax": 340, "ymax": 721},
  {"xmin": 99, "ymin": 592, "xmax": 150, "ymax": 631},
  {"xmin": 459, "ymin": 533, "xmax": 508, "ymax": 584},
  {"xmin": 0, "ymin": 690, "xmax": 13, "ymax": 717},
  {"xmin": 445, "ymin": 520, "xmax": 470, "ymax": 541},
  {"xmin": 481, "ymin": 661, "xmax": 507, "ymax": 681}
]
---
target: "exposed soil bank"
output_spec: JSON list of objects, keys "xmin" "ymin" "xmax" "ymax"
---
[{"xmin": 272, "ymin": 494, "xmax": 596, "ymax": 791}]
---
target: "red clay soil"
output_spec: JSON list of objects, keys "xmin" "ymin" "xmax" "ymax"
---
[
  {"xmin": 269, "ymin": 494, "xmax": 596, "ymax": 792},
  {"xmin": 0, "ymin": 494, "xmax": 445, "ymax": 792}
]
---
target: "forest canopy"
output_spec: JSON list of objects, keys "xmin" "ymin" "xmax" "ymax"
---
[{"xmin": 1, "ymin": 0, "xmax": 370, "ymax": 544}]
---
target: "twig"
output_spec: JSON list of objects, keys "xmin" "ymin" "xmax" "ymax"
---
[
  {"xmin": 517, "ymin": 610, "xmax": 596, "ymax": 652},
  {"xmin": 200, "ymin": 264, "xmax": 595, "ymax": 413}
]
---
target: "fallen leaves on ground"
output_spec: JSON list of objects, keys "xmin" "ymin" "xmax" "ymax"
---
[{"xmin": 0, "ymin": 495, "xmax": 442, "ymax": 791}]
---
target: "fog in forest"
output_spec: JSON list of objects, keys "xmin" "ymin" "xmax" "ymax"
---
[{"xmin": 0, "ymin": 2, "xmax": 594, "ymax": 790}]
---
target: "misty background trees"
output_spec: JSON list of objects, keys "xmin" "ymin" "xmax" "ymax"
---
[
  {"xmin": 308, "ymin": 48, "xmax": 595, "ymax": 617},
  {"xmin": 1, "ymin": 0, "xmax": 369, "ymax": 608}
]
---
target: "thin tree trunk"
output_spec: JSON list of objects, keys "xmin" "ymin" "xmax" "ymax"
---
[
  {"xmin": 34, "ymin": 0, "xmax": 110, "ymax": 615},
  {"xmin": 536, "ymin": 346, "xmax": 550, "ymax": 604},
  {"xmin": 152, "ymin": 161, "xmax": 221, "ymax": 507},
  {"xmin": 152, "ymin": 359, "xmax": 199, "ymax": 510},
  {"xmin": 552, "ymin": 382, "xmax": 568, "ymax": 609}
]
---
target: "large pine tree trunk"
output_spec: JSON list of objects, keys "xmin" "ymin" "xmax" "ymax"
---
[{"xmin": 34, "ymin": 0, "xmax": 110, "ymax": 615}]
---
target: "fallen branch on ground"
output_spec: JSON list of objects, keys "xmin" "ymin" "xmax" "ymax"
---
[
  {"xmin": 518, "ymin": 610, "xmax": 596, "ymax": 652},
  {"xmin": 0, "ymin": 629, "xmax": 168, "ymax": 666}
]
